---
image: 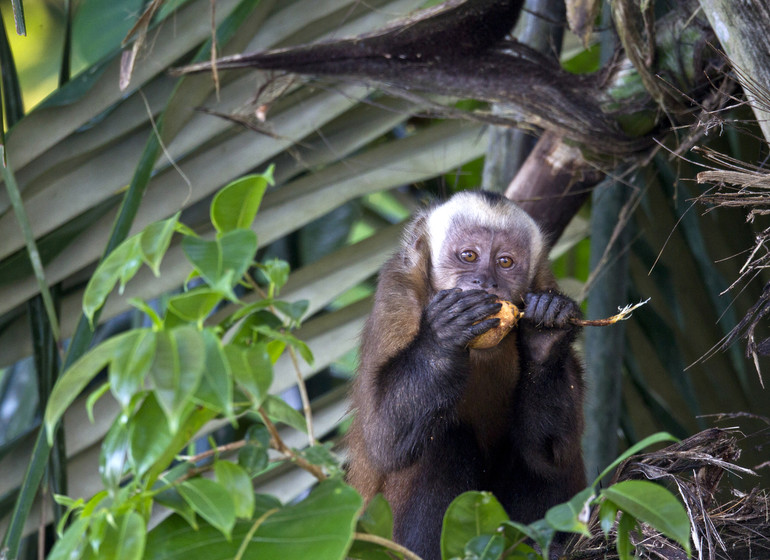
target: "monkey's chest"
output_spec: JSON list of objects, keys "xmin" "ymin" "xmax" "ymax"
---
[{"xmin": 457, "ymin": 341, "xmax": 520, "ymax": 451}]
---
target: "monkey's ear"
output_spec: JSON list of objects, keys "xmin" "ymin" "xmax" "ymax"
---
[{"xmin": 402, "ymin": 214, "xmax": 432, "ymax": 269}]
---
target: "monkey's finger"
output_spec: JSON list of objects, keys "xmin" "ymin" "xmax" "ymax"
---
[{"xmin": 468, "ymin": 318, "xmax": 500, "ymax": 337}]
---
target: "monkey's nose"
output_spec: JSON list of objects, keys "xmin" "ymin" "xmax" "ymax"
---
[{"xmin": 472, "ymin": 277, "xmax": 498, "ymax": 290}]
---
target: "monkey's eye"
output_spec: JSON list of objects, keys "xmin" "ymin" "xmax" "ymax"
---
[
  {"xmin": 460, "ymin": 250, "xmax": 478, "ymax": 263},
  {"xmin": 498, "ymin": 256, "xmax": 515, "ymax": 268}
]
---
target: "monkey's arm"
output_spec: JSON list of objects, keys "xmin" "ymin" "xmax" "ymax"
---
[
  {"xmin": 511, "ymin": 292, "xmax": 585, "ymax": 478},
  {"xmin": 357, "ymin": 288, "xmax": 500, "ymax": 472}
]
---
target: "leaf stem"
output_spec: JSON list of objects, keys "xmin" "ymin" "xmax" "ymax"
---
[{"xmin": 354, "ymin": 532, "xmax": 425, "ymax": 560}]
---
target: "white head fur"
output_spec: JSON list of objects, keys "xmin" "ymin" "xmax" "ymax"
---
[{"xmin": 426, "ymin": 192, "xmax": 545, "ymax": 285}]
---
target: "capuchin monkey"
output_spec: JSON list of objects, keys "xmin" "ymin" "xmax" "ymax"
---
[{"xmin": 346, "ymin": 191, "xmax": 585, "ymax": 560}]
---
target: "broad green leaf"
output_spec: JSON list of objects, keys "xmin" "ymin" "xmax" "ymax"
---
[
  {"xmin": 226, "ymin": 343, "xmax": 273, "ymax": 406},
  {"xmin": 441, "ymin": 491, "xmax": 509, "ymax": 560},
  {"xmin": 178, "ymin": 478, "xmax": 236, "ymax": 539},
  {"xmin": 195, "ymin": 329, "xmax": 234, "ymax": 419},
  {"xmin": 46, "ymin": 517, "xmax": 90, "ymax": 560},
  {"xmin": 129, "ymin": 393, "xmax": 173, "ymax": 477},
  {"xmin": 465, "ymin": 534, "xmax": 505, "ymax": 560},
  {"xmin": 356, "ymin": 493, "xmax": 393, "ymax": 539},
  {"xmin": 140, "ymin": 213, "xmax": 180, "ymax": 275},
  {"xmin": 261, "ymin": 395, "xmax": 307, "ymax": 434},
  {"xmin": 167, "ymin": 288, "xmax": 223, "ymax": 324},
  {"xmin": 182, "ymin": 229, "xmax": 257, "ymax": 298},
  {"xmin": 44, "ymin": 333, "xmax": 129, "ymax": 442},
  {"xmin": 146, "ymin": 478, "xmax": 362, "ymax": 560},
  {"xmin": 616, "ymin": 512, "xmax": 636, "ymax": 560},
  {"xmin": 91, "ymin": 512, "xmax": 146, "ymax": 560},
  {"xmin": 594, "ymin": 432, "xmax": 678, "ymax": 487},
  {"xmin": 601, "ymin": 480, "xmax": 691, "ymax": 555},
  {"xmin": 211, "ymin": 171, "xmax": 272, "ymax": 233},
  {"xmin": 215, "ymin": 461, "xmax": 255, "ymax": 519},
  {"xmin": 544, "ymin": 487, "xmax": 594, "ymax": 536},
  {"xmin": 99, "ymin": 414, "xmax": 131, "ymax": 491},
  {"xmin": 149, "ymin": 326, "xmax": 205, "ymax": 432},
  {"xmin": 109, "ymin": 329, "xmax": 156, "ymax": 408},
  {"xmin": 82, "ymin": 235, "xmax": 143, "ymax": 324}
]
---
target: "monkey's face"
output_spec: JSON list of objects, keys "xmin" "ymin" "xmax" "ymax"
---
[{"xmin": 431, "ymin": 225, "xmax": 533, "ymax": 303}]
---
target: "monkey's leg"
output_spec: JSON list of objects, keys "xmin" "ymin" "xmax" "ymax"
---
[{"xmin": 389, "ymin": 423, "xmax": 482, "ymax": 560}]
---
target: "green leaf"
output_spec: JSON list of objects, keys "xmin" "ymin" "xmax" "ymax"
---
[
  {"xmin": 140, "ymin": 213, "xmax": 180, "ymax": 275},
  {"xmin": 99, "ymin": 414, "xmax": 131, "ymax": 491},
  {"xmin": 182, "ymin": 229, "xmax": 257, "ymax": 298},
  {"xmin": 616, "ymin": 512, "xmax": 636, "ymax": 560},
  {"xmin": 46, "ymin": 517, "xmax": 90, "ymax": 560},
  {"xmin": 465, "ymin": 534, "xmax": 505, "ymax": 560},
  {"xmin": 195, "ymin": 329, "xmax": 234, "ymax": 419},
  {"xmin": 82, "ymin": 235, "xmax": 143, "ymax": 324},
  {"xmin": 154, "ymin": 486, "xmax": 197, "ymax": 529},
  {"xmin": 129, "ymin": 393, "xmax": 174, "ymax": 477},
  {"xmin": 273, "ymin": 299, "xmax": 310, "ymax": 325},
  {"xmin": 601, "ymin": 480, "xmax": 691, "ymax": 555},
  {"xmin": 356, "ymin": 493, "xmax": 393, "ymax": 539},
  {"xmin": 149, "ymin": 326, "xmax": 205, "ymax": 432},
  {"xmin": 178, "ymin": 478, "xmax": 237, "ymax": 539},
  {"xmin": 441, "ymin": 491, "xmax": 509, "ymax": 560},
  {"xmin": 226, "ymin": 343, "xmax": 273, "ymax": 407},
  {"xmin": 253, "ymin": 326, "xmax": 314, "ymax": 365},
  {"xmin": 245, "ymin": 423, "xmax": 270, "ymax": 448},
  {"xmin": 261, "ymin": 395, "xmax": 307, "ymax": 433},
  {"xmin": 94, "ymin": 511, "xmax": 146, "ymax": 560},
  {"xmin": 44, "ymin": 333, "xmax": 129, "ymax": 443},
  {"xmin": 238, "ymin": 444, "xmax": 269, "ymax": 477},
  {"xmin": 502, "ymin": 519, "xmax": 555, "ymax": 559},
  {"xmin": 260, "ymin": 258, "xmax": 290, "ymax": 293},
  {"xmin": 146, "ymin": 478, "xmax": 362, "ymax": 560},
  {"xmin": 109, "ymin": 329, "xmax": 156, "ymax": 408},
  {"xmin": 544, "ymin": 487, "xmax": 594, "ymax": 536},
  {"xmin": 599, "ymin": 499, "xmax": 619, "ymax": 537},
  {"xmin": 211, "ymin": 171, "xmax": 272, "ymax": 233},
  {"xmin": 215, "ymin": 461, "xmax": 255, "ymax": 519},
  {"xmin": 299, "ymin": 443, "xmax": 343, "ymax": 477},
  {"xmin": 145, "ymin": 407, "xmax": 218, "ymax": 486},
  {"xmin": 594, "ymin": 432, "xmax": 678, "ymax": 487},
  {"xmin": 154, "ymin": 463, "xmax": 197, "ymax": 528},
  {"xmin": 167, "ymin": 288, "xmax": 223, "ymax": 324}
]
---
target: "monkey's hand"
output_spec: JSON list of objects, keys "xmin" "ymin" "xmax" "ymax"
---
[
  {"xmin": 419, "ymin": 289, "xmax": 502, "ymax": 353},
  {"xmin": 519, "ymin": 291, "xmax": 581, "ymax": 365}
]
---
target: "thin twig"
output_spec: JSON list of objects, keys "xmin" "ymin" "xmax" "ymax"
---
[
  {"xmin": 178, "ymin": 439, "xmax": 247, "ymax": 462},
  {"xmin": 354, "ymin": 532, "xmax": 425, "ymax": 560},
  {"xmin": 571, "ymin": 299, "xmax": 651, "ymax": 327},
  {"xmin": 258, "ymin": 408, "xmax": 326, "ymax": 481},
  {"xmin": 287, "ymin": 345, "xmax": 316, "ymax": 445}
]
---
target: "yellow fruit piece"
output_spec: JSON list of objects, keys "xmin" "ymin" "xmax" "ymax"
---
[{"xmin": 469, "ymin": 300, "xmax": 522, "ymax": 349}]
